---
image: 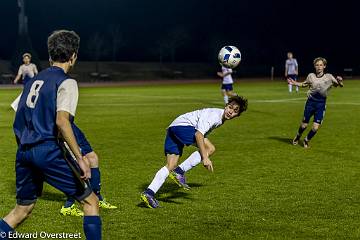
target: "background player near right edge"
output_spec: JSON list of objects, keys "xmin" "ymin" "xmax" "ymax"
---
[{"xmin": 288, "ymin": 57, "xmax": 343, "ymax": 148}]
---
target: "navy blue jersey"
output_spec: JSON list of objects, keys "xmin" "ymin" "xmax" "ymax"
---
[{"xmin": 13, "ymin": 66, "xmax": 73, "ymax": 146}]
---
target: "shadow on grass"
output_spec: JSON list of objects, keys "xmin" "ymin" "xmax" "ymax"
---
[
  {"xmin": 137, "ymin": 182, "xmax": 204, "ymax": 208},
  {"xmin": 41, "ymin": 191, "xmax": 66, "ymax": 203},
  {"xmin": 268, "ymin": 136, "xmax": 293, "ymax": 145}
]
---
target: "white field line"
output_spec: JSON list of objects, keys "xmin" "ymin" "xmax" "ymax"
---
[{"xmin": 1, "ymin": 97, "xmax": 359, "ymax": 106}]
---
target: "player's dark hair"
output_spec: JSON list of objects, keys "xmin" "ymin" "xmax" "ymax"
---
[
  {"xmin": 47, "ymin": 30, "xmax": 80, "ymax": 63},
  {"xmin": 228, "ymin": 95, "xmax": 248, "ymax": 116},
  {"xmin": 313, "ymin": 57, "xmax": 327, "ymax": 66}
]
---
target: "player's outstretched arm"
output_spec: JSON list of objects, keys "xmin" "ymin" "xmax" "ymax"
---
[
  {"xmin": 195, "ymin": 131, "xmax": 213, "ymax": 172},
  {"xmin": 287, "ymin": 78, "xmax": 305, "ymax": 87},
  {"xmin": 13, "ymin": 74, "xmax": 21, "ymax": 84}
]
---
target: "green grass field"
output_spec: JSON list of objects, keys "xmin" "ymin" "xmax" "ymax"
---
[{"xmin": 1, "ymin": 80, "xmax": 360, "ymax": 239}]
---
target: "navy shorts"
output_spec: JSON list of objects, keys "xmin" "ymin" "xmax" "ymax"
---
[
  {"xmin": 72, "ymin": 124, "xmax": 93, "ymax": 155},
  {"xmin": 16, "ymin": 141, "xmax": 92, "ymax": 205},
  {"xmin": 287, "ymin": 74, "xmax": 297, "ymax": 81},
  {"xmin": 303, "ymin": 99, "xmax": 326, "ymax": 124},
  {"xmin": 221, "ymin": 84, "xmax": 233, "ymax": 91},
  {"xmin": 164, "ymin": 126, "xmax": 196, "ymax": 156}
]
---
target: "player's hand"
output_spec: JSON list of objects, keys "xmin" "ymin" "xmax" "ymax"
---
[
  {"xmin": 78, "ymin": 156, "xmax": 91, "ymax": 180},
  {"xmin": 336, "ymin": 76, "xmax": 343, "ymax": 82},
  {"xmin": 13, "ymin": 79, "xmax": 18, "ymax": 84},
  {"xmin": 336, "ymin": 76, "xmax": 344, "ymax": 87},
  {"xmin": 203, "ymin": 157, "xmax": 214, "ymax": 172},
  {"xmin": 287, "ymin": 78, "xmax": 295, "ymax": 85}
]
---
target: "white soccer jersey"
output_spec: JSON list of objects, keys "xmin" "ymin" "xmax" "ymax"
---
[
  {"xmin": 169, "ymin": 108, "xmax": 224, "ymax": 136},
  {"xmin": 221, "ymin": 66, "xmax": 233, "ymax": 84},
  {"xmin": 18, "ymin": 63, "xmax": 38, "ymax": 79},
  {"xmin": 285, "ymin": 59, "xmax": 298, "ymax": 75},
  {"xmin": 302, "ymin": 73, "xmax": 339, "ymax": 99}
]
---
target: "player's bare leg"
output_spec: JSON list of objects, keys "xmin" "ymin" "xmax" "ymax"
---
[
  {"xmin": 3, "ymin": 203, "xmax": 35, "ymax": 229},
  {"xmin": 141, "ymin": 154, "xmax": 180, "ymax": 208},
  {"xmin": 170, "ymin": 138, "xmax": 215, "ymax": 189}
]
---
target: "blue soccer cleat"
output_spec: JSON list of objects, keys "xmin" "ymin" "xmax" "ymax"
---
[
  {"xmin": 140, "ymin": 192, "xmax": 160, "ymax": 209},
  {"xmin": 169, "ymin": 171, "xmax": 191, "ymax": 190}
]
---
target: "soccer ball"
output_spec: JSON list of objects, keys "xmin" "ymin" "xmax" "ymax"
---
[{"xmin": 218, "ymin": 46, "xmax": 241, "ymax": 69}]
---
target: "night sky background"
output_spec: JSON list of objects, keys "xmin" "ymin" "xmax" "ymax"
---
[{"xmin": 0, "ymin": 0, "xmax": 359, "ymax": 75}]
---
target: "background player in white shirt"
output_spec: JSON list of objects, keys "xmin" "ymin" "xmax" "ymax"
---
[
  {"xmin": 13, "ymin": 53, "xmax": 38, "ymax": 84},
  {"xmin": 285, "ymin": 52, "xmax": 299, "ymax": 93},
  {"xmin": 288, "ymin": 57, "xmax": 343, "ymax": 148},
  {"xmin": 217, "ymin": 66, "xmax": 237, "ymax": 104},
  {"xmin": 11, "ymin": 53, "xmax": 38, "ymax": 111},
  {"xmin": 140, "ymin": 96, "xmax": 248, "ymax": 208}
]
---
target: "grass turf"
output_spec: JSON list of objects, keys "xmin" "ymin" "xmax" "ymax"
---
[{"xmin": 0, "ymin": 80, "xmax": 360, "ymax": 239}]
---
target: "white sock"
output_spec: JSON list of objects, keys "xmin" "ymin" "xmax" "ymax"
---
[
  {"xmin": 296, "ymin": 86, "xmax": 299, "ymax": 92},
  {"xmin": 224, "ymin": 95, "xmax": 229, "ymax": 104},
  {"xmin": 178, "ymin": 151, "xmax": 202, "ymax": 173},
  {"xmin": 148, "ymin": 166, "xmax": 169, "ymax": 194},
  {"xmin": 288, "ymin": 84, "xmax": 292, "ymax": 92}
]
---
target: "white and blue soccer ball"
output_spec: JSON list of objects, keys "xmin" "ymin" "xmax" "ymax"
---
[{"xmin": 218, "ymin": 46, "xmax": 241, "ymax": 69}]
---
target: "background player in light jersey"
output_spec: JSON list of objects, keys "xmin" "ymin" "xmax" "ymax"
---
[
  {"xmin": 0, "ymin": 30, "xmax": 102, "ymax": 240},
  {"xmin": 11, "ymin": 53, "xmax": 38, "ymax": 111},
  {"xmin": 285, "ymin": 52, "xmax": 299, "ymax": 93},
  {"xmin": 60, "ymin": 123, "xmax": 117, "ymax": 216},
  {"xmin": 288, "ymin": 57, "xmax": 343, "ymax": 148},
  {"xmin": 13, "ymin": 53, "xmax": 38, "ymax": 84},
  {"xmin": 217, "ymin": 66, "xmax": 237, "ymax": 104},
  {"xmin": 140, "ymin": 96, "xmax": 248, "ymax": 208}
]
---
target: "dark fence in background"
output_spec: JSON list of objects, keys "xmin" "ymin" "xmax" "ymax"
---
[{"xmin": 1, "ymin": 60, "xmax": 359, "ymax": 84}]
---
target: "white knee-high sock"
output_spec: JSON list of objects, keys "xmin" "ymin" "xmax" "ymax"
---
[
  {"xmin": 148, "ymin": 166, "xmax": 169, "ymax": 194},
  {"xmin": 178, "ymin": 151, "xmax": 202, "ymax": 173},
  {"xmin": 288, "ymin": 84, "xmax": 292, "ymax": 92},
  {"xmin": 224, "ymin": 95, "xmax": 229, "ymax": 104}
]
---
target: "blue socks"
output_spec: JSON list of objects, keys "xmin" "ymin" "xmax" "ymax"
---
[
  {"xmin": 174, "ymin": 166, "xmax": 185, "ymax": 175},
  {"xmin": 84, "ymin": 216, "xmax": 102, "ymax": 240},
  {"xmin": 64, "ymin": 197, "xmax": 76, "ymax": 208},
  {"xmin": 305, "ymin": 129, "xmax": 317, "ymax": 141},
  {"xmin": 0, "ymin": 219, "xmax": 14, "ymax": 239},
  {"xmin": 297, "ymin": 125, "xmax": 307, "ymax": 137},
  {"xmin": 90, "ymin": 168, "xmax": 103, "ymax": 201},
  {"xmin": 144, "ymin": 188, "xmax": 155, "ymax": 197}
]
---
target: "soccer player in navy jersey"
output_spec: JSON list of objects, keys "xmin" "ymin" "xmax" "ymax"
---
[
  {"xmin": 288, "ymin": 57, "xmax": 343, "ymax": 148},
  {"xmin": 141, "ymin": 96, "xmax": 248, "ymax": 208},
  {"xmin": 0, "ymin": 30, "xmax": 101, "ymax": 240}
]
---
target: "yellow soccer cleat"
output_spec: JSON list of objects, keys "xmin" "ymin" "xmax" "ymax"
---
[
  {"xmin": 60, "ymin": 204, "xmax": 84, "ymax": 217},
  {"xmin": 99, "ymin": 199, "xmax": 118, "ymax": 209}
]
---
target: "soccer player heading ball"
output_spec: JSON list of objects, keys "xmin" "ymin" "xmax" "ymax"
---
[
  {"xmin": 141, "ymin": 95, "xmax": 248, "ymax": 208},
  {"xmin": 288, "ymin": 57, "xmax": 343, "ymax": 148}
]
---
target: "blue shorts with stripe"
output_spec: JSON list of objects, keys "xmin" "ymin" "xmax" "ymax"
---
[
  {"xmin": 303, "ymin": 98, "xmax": 326, "ymax": 124},
  {"xmin": 164, "ymin": 126, "xmax": 196, "ymax": 156},
  {"xmin": 15, "ymin": 140, "xmax": 92, "ymax": 205},
  {"xmin": 221, "ymin": 83, "xmax": 233, "ymax": 91},
  {"xmin": 72, "ymin": 124, "xmax": 93, "ymax": 155}
]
